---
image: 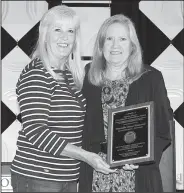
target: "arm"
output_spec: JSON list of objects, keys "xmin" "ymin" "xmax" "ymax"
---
[
  {"xmin": 17, "ymin": 63, "xmax": 115, "ymax": 174},
  {"xmin": 154, "ymin": 72, "xmax": 172, "ymax": 165},
  {"xmin": 17, "ymin": 66, "xmax": 67, "ymax": 157}
]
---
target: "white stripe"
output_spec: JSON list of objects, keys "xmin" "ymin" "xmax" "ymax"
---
[
  {"xmin": 19, "ymin": 85, "xmax": 50, "ymax": 93},
  {"xmin": 43, "ymin": 134, "xmax": 56, "ymax": 151},
  {"xmin": 23, "ymin": 118, "xmax": 47, "ymax": 125},
  {"xmin": 21, "ymin": 69, "xmax": 44, "ymax": 79},
  {"xmin": 29, "ymin": 134, "xmax": 37, "ymax": 141},
  {"xmin": 10, "ymin": 169, "xmax": 79, "ymax": 181},
  {"xmin": 25, "ymin": 124, "xmax": 46, "ymax": 133},
  {"xmin": 54, "ymin": 90, "xmax": 71, "ymax": 94},
  {"xmin": 21, "ymin": 108, "xmax": 50, "ymax": 114},
  {"xmin": 11, "ymin": 164, "xmax": 79, "ymax": 176},
  {"xmin": 59, "ymin": 135, "xmax": 82, "ymax": 139},
  {"xmin": 50, "ymin": 110, "xmax": 85, "ymax": 113},
  {"xmin": 70, "ymin": 141, "xmax": 82, "ymax": 145},
  {"xmin": 49, "ymin": 125, "xmax": 84, "ymax": 129},
  {"xmin": 19, "ymin": 91, "xmax": 51, "ymax": 98},
  {"xmin": 50, "ymin": 100, "xmax": 77, "ymax": 103},
  {"xmin": 19, "ymin": 97, "xmax": 51, "ymax": 103},
  {"xmin": 19, "ymin": 78, "xmax": 54, "ymax": 87},
  {"xmin": 33, "ymin": 129, "xmax": 49, "ymax": 145},
  {"xmin": 23, "ymin": 113, "xmax": 49, "ymax": 119},
  {"xmin": 17, "ymin": 149, "xmax": 74, "ymax": 161},
  {"xmin": 52, "ymin": 94, "xmax": 74, "ymax": 98},
  {"xmin": 49, "ymin": 115, "xmax": 85, "ymax": 118},
  {"xmin": 15, "ymin": 154, "xmax": 80, "ymax": 166},
  {"xmin": 17, "ymin": 145, "xmax": 74, "ymax": 160},
  {"xmin": 17, "ymin": 139, "xmax": 32, "ymax": 145},
  {"xmin": 51, "ymin": 130, "xmax": 83, "ymax": 134},
  {"xmin": 20, "ymin": 102, "xmax": 50, "ymax": 108},
  {"xmin": 51, "ymin": 104, "xmax": 81, "ymax": 108},
  {"xmin": 54, "ymin": 140, "xmax": 66, "ymax": 155},
  {"xmin": 48, "ymin": 120, "xmax": 84, "ymax": 123},
  {"xmin": 49, "ymin": 138, "xmax": 61, "ymax": 153},
  {"xmin": 14, "ymin": 158, "xmax": 80, "ymax": 171},
  {"xmin": 38, "ymin": 132, "xmax": 52, "ymax": 148}
]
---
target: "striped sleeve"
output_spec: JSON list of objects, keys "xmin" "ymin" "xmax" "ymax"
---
[{"xmin": 17, "ymin": 66, "xmax": 68, "ymax": 157}]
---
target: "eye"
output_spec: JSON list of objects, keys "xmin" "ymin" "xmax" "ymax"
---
[
  {"xmin": 106, "ymin": 37, "xmax": 112, "ymax": 41},
  {"xmin": 120, "ymin": 37, "xmax": 127, "ymax": 41},
  {"xmin": 68, "ymin": 29, "xmax": 74, "ymax": 33},
  {"xmin": 54, "ymin": 28, "xmax": 61, "ymax": 32}
]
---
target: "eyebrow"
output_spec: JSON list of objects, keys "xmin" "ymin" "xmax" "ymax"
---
[{"xmin": 53, "ymin": 26, "xmax": 75, "ymax": 30}]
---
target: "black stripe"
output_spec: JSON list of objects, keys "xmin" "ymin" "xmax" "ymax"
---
[{"xmin": 62, "ymin": 3, "xmax": 111, "ymax": 7}]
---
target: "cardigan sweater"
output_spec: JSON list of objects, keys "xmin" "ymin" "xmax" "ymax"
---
[
  {"xmin": 11, "ymin": 58, "xmax": 86, "ymax": 182},
  {"xmin": 79, "ymin": 63, "xmax": 173, "ymax": 192}
]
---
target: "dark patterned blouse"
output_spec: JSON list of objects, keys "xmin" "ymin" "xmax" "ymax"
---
[{"xmin": 92, "ymin": 77, "xmax": 135, "ymax": 192}]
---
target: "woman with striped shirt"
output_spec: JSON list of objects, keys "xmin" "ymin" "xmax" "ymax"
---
[{"xmin": 10, "ymin": 5, "xmax": 116, "ymax": 192}]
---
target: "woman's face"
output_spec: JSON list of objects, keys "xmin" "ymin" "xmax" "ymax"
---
[
  {"xmin": 103, "ymin": 22, "xmax": 131, "ymax": 69},
  {"xmin": 46, "ymin": 17, "xmax": 76, "ymax": 62}
]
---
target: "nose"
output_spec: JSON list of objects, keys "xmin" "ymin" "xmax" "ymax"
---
[
  {"xmin": 60, "ymin": 31, "xmax": 68, "ymax": 40},
  {"xmin": 112, "ymin": 39, "xmax": 119, "ymax": 48}
]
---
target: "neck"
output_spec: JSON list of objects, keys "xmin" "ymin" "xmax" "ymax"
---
[
  {"xmin": 49, "ymin": 56, "xmax": 68, "ymax": 70},
  {"xmin": 105, "ymin": 64, "xmax": 126, "ymax": 81}
]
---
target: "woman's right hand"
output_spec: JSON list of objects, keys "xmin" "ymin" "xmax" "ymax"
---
[
  {"xmin": 61, "ymin": 143, "xmax": 117, "ymax": 174},
  {"xmin": 85, "ymin": 152, "xmax": 117, "ymax": 174}
]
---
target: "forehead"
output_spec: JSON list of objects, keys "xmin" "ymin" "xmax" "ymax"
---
[
  {"xmin": 106, "ymin": 22, "xmax": 128, "ymax": 36},
  {"xmin": 52, "ymin": 16, "xmax": 76, "ymax": 28}
]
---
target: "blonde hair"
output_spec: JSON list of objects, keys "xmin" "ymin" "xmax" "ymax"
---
[
  {"xmin": 89, "ymin": 14, "xmax": 143, "ymax": 86},
  {"xmin": 31, "ymin": 5, "xmax": 84, "ymax": 89}
]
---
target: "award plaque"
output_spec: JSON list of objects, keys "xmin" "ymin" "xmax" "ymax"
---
[{"xmin": 107, "ymin": 101, "xmax": 155, "ymax": 168}]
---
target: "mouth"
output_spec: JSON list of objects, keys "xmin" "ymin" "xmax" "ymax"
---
[
  {"xmin": 110, "ymin": 51, "xmax": 122, "ymax": 55},
  {"xmin": 57, "ymin": 43, "xmax": 69, "ymax": 48}
]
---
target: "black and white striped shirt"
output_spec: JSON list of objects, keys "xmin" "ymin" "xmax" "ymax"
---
[{"xmin": 11, "ymin": 58, "xmax": 86, "ymax": 181}]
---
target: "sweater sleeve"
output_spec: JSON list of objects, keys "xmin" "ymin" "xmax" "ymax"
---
[
  {"xmin": 154, "ymin": 71, "xmax": 173, "ymax": 164},
  {"xmin": 17, "ymin": 64, "xmax": 68, "ymax": 157}
]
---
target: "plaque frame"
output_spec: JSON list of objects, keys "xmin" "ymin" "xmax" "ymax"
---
[{"xmin": 107, "ymin": 101, "xmax": 155, "ymax": 168}]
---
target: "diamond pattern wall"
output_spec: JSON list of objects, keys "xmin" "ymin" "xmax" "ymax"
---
[{"xmin": 1, "ymin": 0, "xmax": 184, "ymax": 191}]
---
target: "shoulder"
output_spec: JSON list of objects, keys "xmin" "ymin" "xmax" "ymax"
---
[
  {"xmin": 130, "ymin": 64, "xmax": 164, "ymax": 89},
  {"xmin": 134, "ymin": 64, "xmax": 163, "ymax": 84},
  {"xmin": 20, "ymin": 58, "xmax": 50, "ymax": 80},
  {"xmin": 23, "ymin": 58, "xmax": 47, "ymax": 74},
  {"xmin": 17, "ymin": 58, "xmax": 52, "ymax": 89},
  {"xmin": 143, "ymin": 64, "xmax": 162, "ymax": 79}
]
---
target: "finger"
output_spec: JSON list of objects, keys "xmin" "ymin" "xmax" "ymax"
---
[
  {"xmin": 100, "ymin": 168, "xmax": 117, "ymax": 174},
  {"xmin": 123, "ymin": 164, "xmax": 133, "ymax": 170},
  {"xmin": 108, "ymin": 168, "xmax": 118, "ymax": 173},
  {"xmin": 130, "ymin": 164, "xmax": 139, "ymax": 169},
  {"xmin": 98, "ymin": 163, "xmax": 117, "ymax": 174},
  {"xmin": 125, "ymin": 164, "xmax": 132, "ymax": 170}
]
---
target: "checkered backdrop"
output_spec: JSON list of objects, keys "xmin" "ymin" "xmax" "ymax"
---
[{"xmin": 1, "ymin": 0, "xmax": 184, "ymax": 190}]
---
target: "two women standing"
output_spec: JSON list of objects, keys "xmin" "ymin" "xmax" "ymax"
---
[{"xmin": 11, "ymin": 4, "xmax": 173, "ymax": 193}]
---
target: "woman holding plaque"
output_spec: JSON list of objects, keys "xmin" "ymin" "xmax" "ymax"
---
[{"xmin": 79, "ymin": 14, "xmax": 173, "ymax": 192}]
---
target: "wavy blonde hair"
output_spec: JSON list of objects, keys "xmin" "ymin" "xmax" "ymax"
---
[
  {"xmin": 89, "ymin": 14, "xmax": 143, "ymax": 86},
  {"xmin": 31, "ymin": 5, "xmax": 84, "ymax": 89}
]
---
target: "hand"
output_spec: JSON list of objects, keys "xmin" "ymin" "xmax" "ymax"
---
[
  {"xmin": 122, "ymin": 164, "xmax": 139, "ymax": 170},
  {"xmin": 86, "ymin": 152, "xmax": 117, "ymax": 174}
]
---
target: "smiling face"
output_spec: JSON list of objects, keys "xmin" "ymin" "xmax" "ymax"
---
[
  {"xmin": 103, "ymin": 22, "xmax": 131, "ymax": 70},
  {"xmin": 46, "ymin": 17, "xmax": 76, "ymax": 63}
]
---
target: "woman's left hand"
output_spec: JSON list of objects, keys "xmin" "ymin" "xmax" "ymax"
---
[{"xmin": 123, "ymin": 164, "xmax": 139, "ymax": 170}]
